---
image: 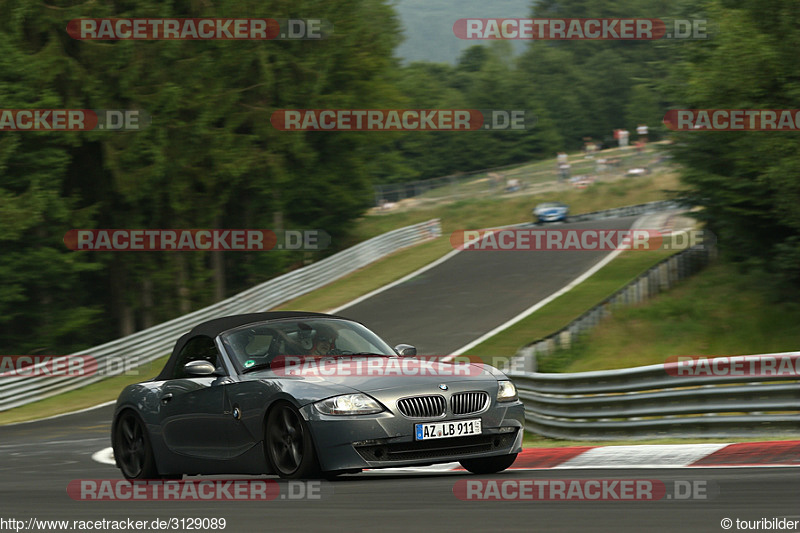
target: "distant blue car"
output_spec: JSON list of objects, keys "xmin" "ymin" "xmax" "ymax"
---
[{"xmin": 532, "ymin": 202, "xmax": 569, "ymax": 223}]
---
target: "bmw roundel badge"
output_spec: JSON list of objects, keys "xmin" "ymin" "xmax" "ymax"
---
[{"xmin": 438, "ymin": 384, "xmax": 448, "ymax": 390}]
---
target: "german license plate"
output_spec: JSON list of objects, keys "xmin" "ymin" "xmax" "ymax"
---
[{"xmin": 415, "ymin": 419, "xmax": 482, "ymax": 440}]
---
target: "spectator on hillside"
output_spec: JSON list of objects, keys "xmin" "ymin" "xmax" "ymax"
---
[
  {"xmin": 618, "ymin": 128, "xmax": 629, "ymax": 148},
  {"xmin": 488, "ymin": 172, "xmax": 502, "ymax": 191},
  {"xmin": 583, "ymin": 137, "xmax": 596, "ymax": 158},
  {"xmin": 505, "ymin": 177, "xmax": 521, "ymax": 193},
  {"xmin": 556, "ymin": 152, "xmax": 571, "ymax": 182},
  {"xmin": 636, "ymin": 124, "xmax": 649, "ymax": 144}
]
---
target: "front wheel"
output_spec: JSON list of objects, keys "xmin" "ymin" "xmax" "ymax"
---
[
  {"xmin": 265, "ymin": 403, "xmax": 321, "ymax": 479},
  {"xmin": 113, "ymin": 411, "xmax": 159, "ymax": 479},
  {"xmin": 459, "ymin": 453, "xmax": 518, "ymax": 475}
]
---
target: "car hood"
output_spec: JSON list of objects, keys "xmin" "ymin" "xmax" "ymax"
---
[{"xmin": 245, "ymin": 357, "xmax": 500, "ymax": 394}]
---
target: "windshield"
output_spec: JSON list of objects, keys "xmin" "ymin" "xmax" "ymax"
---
[{"xmin": 220, "ymin": 318, "xmax": 396, "ymax": 372}]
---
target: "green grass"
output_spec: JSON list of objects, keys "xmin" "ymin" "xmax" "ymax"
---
[{"xmin": 545, "ymin": 261, "xmax": 800, "ymax": 373}]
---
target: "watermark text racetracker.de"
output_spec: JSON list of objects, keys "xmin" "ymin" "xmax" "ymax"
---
[
  {"xmin": 663, "ymin": 109, "xmax": 800, "ymax": 131},
  {"xmin": 0, "ymin": 109, "xmax": 149, "ymax": 131},
  {"xmin": 0, "ymin": 355, "xmax": 136, "ymax": 378},
  {"xmin": 270, "ymin": 355, "xmax": 487, "ymax": 377},
  {"xmin": 63, "ymin": 229, "xmax": 330, "ymax": 251},
  {"xmin": 665, "ymin": 354, "xmax": 800, "ymax": 377},
  {"xmin": 67, "ymin": 18, "xmax": 332, "ymax": 40},
  {"xmin": 270, "ymin": 109, "xmax": 535, "ymax": 131},
  {"xmin": 453, "ymin": 18, "xmax": 711, "ymax": 40},
  {"xmin": 454, "ymin": 478, "xmax": 718, "ymax": 501},
  {"xmin": 1, "ymin": 517, "xmax": 226, "ymax": 531},
  {"xmin": 67, "ymin": 479, "xmax": 330, "ymax": 501},
  {"xmin": 450, "ymin": 228, "xmax": 713, "ymax": 251}
]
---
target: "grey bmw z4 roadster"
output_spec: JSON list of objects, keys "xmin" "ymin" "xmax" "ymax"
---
[{"xmin": 111, "ymin": 312, "xmax": 524, "ymax": 479}]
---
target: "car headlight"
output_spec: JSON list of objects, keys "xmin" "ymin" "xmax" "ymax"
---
[
  {"xmin": 497, "ymin": 380, "xmax": 517, "ymax": 402},
  {"xmin": 314, "ymin": 393, "xmax": 383, "ymax": 415}
]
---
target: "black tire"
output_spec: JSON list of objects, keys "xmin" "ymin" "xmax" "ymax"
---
[
  {"xmin": 265, "ymin": 403, "xmax": 321, "ymax": 479},
  {"xmin": 113, "ymin": 410, "xmax": 159, "ymax": 480},
  {"xmin": 459, "ymin": 453, "xmax": 518, "ymax": 475}
]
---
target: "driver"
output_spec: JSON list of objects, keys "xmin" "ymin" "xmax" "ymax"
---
[
  {"xmin": 310, "ymin": 324, "xmax": 338, "ymax": 356},
  {"xmin": 229, "ymin": 329, "xmax": 255, "ymax": 362}
]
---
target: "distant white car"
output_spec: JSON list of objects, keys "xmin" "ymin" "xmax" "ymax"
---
[{"xmin": 626, "ymin": 167, "xmax": 650, "ymax": 177}]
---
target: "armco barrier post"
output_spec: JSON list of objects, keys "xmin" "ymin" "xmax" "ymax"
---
[{"xmin": 559, "ymin": 330, "xmax": 572, "ymax": 350}]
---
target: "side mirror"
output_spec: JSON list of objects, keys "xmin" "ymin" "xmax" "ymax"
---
[
  {"xmin": 394, "ymin": 344, "xmax": 417, "ymax": 357},
  {"xmin": 183, "ymin": 360, "xmax": 217, "ymax": 377}
]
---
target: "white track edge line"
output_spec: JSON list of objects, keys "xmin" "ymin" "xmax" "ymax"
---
[
  {"xmin": 92, "ymin": 447, "xmax": 116, "ymax": 466},
  {"xmin": 445, "ymin": 213, "xmax": 661, "ymax": 359},
  {"xmin": 444, "ymin": 247, "xmax": 625, "ymax": 360},
  {"xmin": 329, "ymin": 248, "xmax": 464, "ymax": 314},
  {"xmin": 4, "ymin": 400, "xmax": 116, "ymax": 426}
]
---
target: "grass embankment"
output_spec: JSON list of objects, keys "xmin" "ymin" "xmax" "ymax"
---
[
  {"xmin": 400, "ymin": 144, "xmax": 658, "ymax": 206},
  {"xmin": 539, "ymin": 261, "xmax": 800, "ymax": 373},
  {"xmin": 349, "ymin": 166, "xmax": 681, "ymax": 242}
]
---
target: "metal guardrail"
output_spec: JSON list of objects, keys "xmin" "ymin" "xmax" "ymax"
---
[
  {"xmin": 562, "ymin": 199, "xmax": 688, "ymax": 224},
  {"xmin": 512, "ymin": 239, "xmax": 715, "ymax": 373},
  {"xmin": 508, "ymin": 352, "xmax": 800, "ymax": 439},
  {"xmin": 0, "ymin": 219, "xmax": 442, "ymax": 411}
]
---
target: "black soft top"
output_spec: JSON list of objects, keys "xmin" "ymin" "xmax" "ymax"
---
[{"xmin": 155, "ymin": 311, "xmax": 347, "ymax": 380}]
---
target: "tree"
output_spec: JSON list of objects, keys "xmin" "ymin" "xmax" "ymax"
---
[
  {"xmin": 667, "ymin": 0, "xmax": 800, "ymax": 296},
  {"xmin": 0, "ymin": 0, "xmax": 406, "ymax": 349}
]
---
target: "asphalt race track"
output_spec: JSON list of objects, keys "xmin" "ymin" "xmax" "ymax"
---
[
  {"xmin": 1, "ymin": 412, "xmax": 798, "ymax": 532},
  {"xmin": 341, "ymin": 216, "xmax": 640, "ymax": 354},
  {"xmin": 1, "ymin": 215, "xmax": 797, "ymax": 532}
]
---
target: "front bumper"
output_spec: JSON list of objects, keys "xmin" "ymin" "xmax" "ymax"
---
[
  {"xmin": 536, "ymin": 213, "xmax": 567, "ymax": 222},
  {"xmin": 301, "ymin": 398, "xmax": 525, "ymax": 472}
]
